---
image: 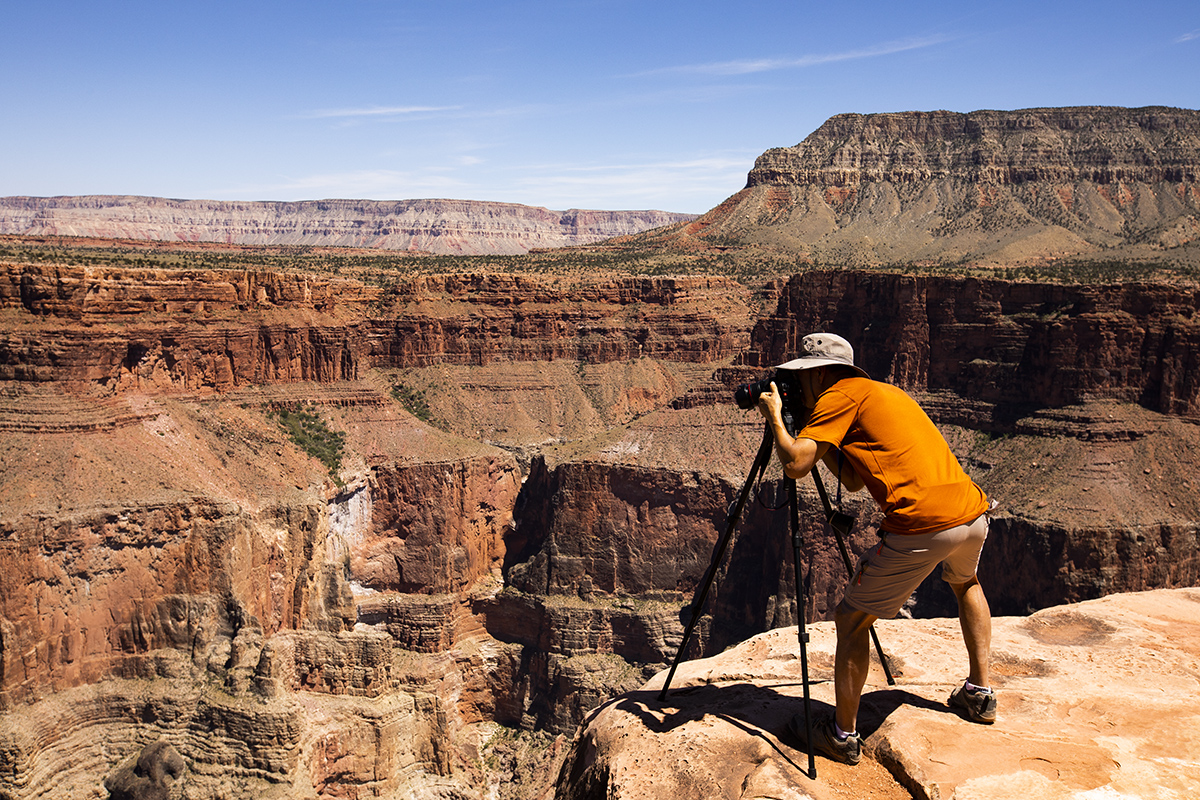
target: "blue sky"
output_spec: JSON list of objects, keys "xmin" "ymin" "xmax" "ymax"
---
[{"xmin": 3, "ymin": 1, "xmax": 1197, "ymax": 214}]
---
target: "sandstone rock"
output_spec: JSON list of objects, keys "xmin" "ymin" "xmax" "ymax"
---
[
  {"xmin": 741, "ymin": 270, "xmax": 1200, "ymax": 417},
  {"xmin": 556, "ymin": 589, "xmax": 1200, "ymax": 800},
  {"xmin": 0, "ymin": 674, "xmax": 483, "ymax": 799},
  {"xmin": 3, "ymin": 228, "xmax": 1200, "ymax": 800},
  {"xmin": 368, "ymin": 273, "xmax": 750, "ymax": 369},
  {"xmin": 0, "ymin": 196, "xmax": 697, "ymax": 256},
  {"xmin": 0, "ymin": 265, "xmax": 748, "ymax": 395}
]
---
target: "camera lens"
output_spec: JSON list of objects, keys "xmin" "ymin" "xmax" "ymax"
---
[{"xmin": 734, "ymin": 377, "xmax": 771, "ymax": 410}]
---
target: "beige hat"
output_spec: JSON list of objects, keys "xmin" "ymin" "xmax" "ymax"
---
[{"xmin": 776, "ymin": 332, "xmax": 869, "ymax": 378}]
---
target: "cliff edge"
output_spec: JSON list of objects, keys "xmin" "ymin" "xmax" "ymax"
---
[{"xmin": 557, "ymin": 588, "xmax": 1200, "ymax": 800}]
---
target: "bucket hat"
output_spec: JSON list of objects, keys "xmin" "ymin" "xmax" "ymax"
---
[{"xmin": 775, "ymin": 333, "xmax": 869, "ymax": 378}]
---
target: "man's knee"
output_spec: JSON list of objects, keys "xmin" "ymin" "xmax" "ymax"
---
[
  {"xmin": 834, "ymin": 601, "xmax": 877, "ymax": 637},
  {"xmin": 948, "ymin": 574, "xmax": 981, "ymax": 599}
]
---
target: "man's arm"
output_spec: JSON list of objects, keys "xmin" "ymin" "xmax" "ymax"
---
[{"xmin": 756, "ymin": 382, "xmax": 827, "ymax": 479}]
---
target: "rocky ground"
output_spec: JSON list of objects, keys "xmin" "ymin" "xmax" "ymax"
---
[{"xmin": 558, "ymin": 588, "xmax": 1200, "ymax": 799}]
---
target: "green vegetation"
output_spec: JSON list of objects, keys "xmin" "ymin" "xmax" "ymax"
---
[
  {"xmin": 889, "ymin": 256, "xmax": 1194, "ymax": 284},
  {"xmin": 389, "ymin": 381, "xmax": 437, "ymax": 425},
  {"xmin": 268, "ymin": 403, "xmax": 345, "ymax": 484},
  {"xmin": 3, "ymin": 232, "xmax": 1197, "ymax": 287},
  {"xmin": 0, "ymin": 232, "xmax": 772, "ymax": 283}
]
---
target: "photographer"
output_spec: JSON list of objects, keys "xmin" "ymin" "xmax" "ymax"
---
[{"xmin": 755, "ymin": 333, "xmax": 996, "ymax": 766}]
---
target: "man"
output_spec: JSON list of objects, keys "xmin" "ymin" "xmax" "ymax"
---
[{"xmin": 756, "ymin": 332, "xmax": 996, "ymax": 766}]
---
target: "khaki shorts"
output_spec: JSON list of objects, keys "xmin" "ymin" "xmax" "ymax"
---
[{"xmin": 842, "ymin": 513, "xmax": 989, "ymax": 619}]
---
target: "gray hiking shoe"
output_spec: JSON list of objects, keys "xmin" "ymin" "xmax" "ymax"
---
[
  {"xmin": 948, "ymin": 683, "xmax": 997, "ymax": 724},
  {"xmin": 787, "ymin": 714, "xmax": 862, "ymax": 765}
]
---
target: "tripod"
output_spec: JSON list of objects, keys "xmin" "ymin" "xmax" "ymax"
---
[{"xmin": 657, "ymin": 422, "xmax": 894, "ymax": 779}]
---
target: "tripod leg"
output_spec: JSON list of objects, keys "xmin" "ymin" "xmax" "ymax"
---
[
  {"xmin": 658, "ymin": 426, "xmax": 774, "ymax": 701},
  {"xmin": 787, "ymin": 478, "xmax": 817, "ymax": 779}
]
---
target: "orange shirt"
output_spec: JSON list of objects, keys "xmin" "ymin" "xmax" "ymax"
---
[{"xmin": 799, "ymin": 377, "xmax": 989, "ymax": 535}]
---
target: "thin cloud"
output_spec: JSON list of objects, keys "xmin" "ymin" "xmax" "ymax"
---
[
  {"xmin": 1175, "ymin": 29, "xmax": 1200, "ymax": 43},
  {"xmin": 537, "ymin": 156, "xmax": 752, "ymax": 175},
  {"xmin": 636, "ymin": 35, "xmax": 951, "ymax": 77},
  {"xmin": 303, "ymin": 105, "xmax": 461, "ymax": 119}
]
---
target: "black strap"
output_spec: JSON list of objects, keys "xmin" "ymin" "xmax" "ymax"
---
[{"xmin": 835, "ymin": 448, "xmax": 845, "ymax": 511}]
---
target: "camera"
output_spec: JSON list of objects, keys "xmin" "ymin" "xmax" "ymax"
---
[{"xmin": 734, "ymin": 371, "xmax": 798, "ymax": 410}]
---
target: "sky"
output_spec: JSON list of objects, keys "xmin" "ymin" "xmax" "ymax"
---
[{"xmin": 2, "ymin": 1, "xmax": 1197, "ymax": 214}]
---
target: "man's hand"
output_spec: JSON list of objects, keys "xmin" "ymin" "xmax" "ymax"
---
[
  {"xmin": 755, "ymin": 382, "xmax": 824, "ymax": 480},
  {"xmin": 756, "ymin": 381, "xmax": 784, "ymax": 422}
]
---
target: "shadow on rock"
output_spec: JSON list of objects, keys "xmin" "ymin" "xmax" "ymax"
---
[{"xmin": 599, "ymin": 681, "xmax": 956, "ymax": 751}]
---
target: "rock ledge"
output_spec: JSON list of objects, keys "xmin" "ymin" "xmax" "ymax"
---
[{"xmin": 557, "ymin": 588, "xmax": 1200, "ymax": 800}]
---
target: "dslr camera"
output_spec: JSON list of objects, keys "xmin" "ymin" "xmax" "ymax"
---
[
  {"xmin": 734, "ymin": 371, "xmax": 799, "ymax": 411},
  {"xmin": 735, "ymin": 370, "xmax": 810, "ymax": 434}
]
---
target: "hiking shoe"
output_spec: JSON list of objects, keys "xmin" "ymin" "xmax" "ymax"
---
[
  {"xmin": 787, "ymin": 714, "xmax": 862, "ymax": 765},
  {"xmin": 948, "ymin": 683, "xmax": 997, "ymax": 724}
]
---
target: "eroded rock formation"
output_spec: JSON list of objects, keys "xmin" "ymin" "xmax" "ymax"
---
[
  {"xmin": 0, "ymin": 197, "xmax": 697, "ymax": 256},
  {"xmin": 3, "ymin": 105, "xmax": 1200, "ymax": 797},
  {"xmin": 2, "ymin": 253, "xmax": 1200, "ymax": 798},
  {"xmin": 640, "ymin": 106, "xmax": 1200, "ymax": 266}
]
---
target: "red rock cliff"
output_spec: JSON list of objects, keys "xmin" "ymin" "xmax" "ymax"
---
[
  {"xmin": 740, "ymin": 270, "xmax": 1200, "ymax": 418},
  {"xmin": 2, "ymin": 256, "xmax": 1200, "ymax": 798}
]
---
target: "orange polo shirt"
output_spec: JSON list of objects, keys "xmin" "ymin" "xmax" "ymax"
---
[{"xmin": 799, "ymin": 377, "xmax": 989, "ymax": 535}]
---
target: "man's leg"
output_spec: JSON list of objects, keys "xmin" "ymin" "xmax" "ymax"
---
[
  {"xmin": 949, "ymin": 575, "xmax": 991, "ymax": 688},
  {"xmin": 833, "ymin": 601, "xmax": 879, "ymax": 734}
]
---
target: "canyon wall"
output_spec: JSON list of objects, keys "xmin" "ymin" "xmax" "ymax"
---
[
  {"xmin": 0, "ymin": 263, "xmax": 755, "ymax": 798},
  {"xmin": 0, "ymin": 196, "xmax": 697, "ymax": 256},
  {"xmin": 0, "ymin": 264, "xmax": 746, "ymax": 392},
  {"xmin": 740, "ymin": 270, "xmax": 1200, "ymax": 418},
  {"xmin": 0, "ymin": 384, "xmax": 528, "ymax": 798}
]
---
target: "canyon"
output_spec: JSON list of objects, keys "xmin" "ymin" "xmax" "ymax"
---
[
  {"xmin": 1, "ymin": 105, "xmax": 1199, "ymax": 799},
  {"xmin": 3, "ymin": 259, "xmax": 1198, "ymax": 799}
]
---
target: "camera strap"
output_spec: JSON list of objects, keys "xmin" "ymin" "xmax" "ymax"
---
[{"xmin": 835, "ymin": 448, "xmax": 845, "ymax": 513}]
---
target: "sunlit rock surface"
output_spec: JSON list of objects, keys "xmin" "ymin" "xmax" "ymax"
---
[{"xmin": 557, "ymin": 589, "xmax": 1200, "ymax": 800}]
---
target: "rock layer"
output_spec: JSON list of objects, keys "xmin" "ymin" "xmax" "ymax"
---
[
  {"xmin": 0, "ymin": 196, "xmax": 697, "ymax": 256},
  {"xmin": 1, "ymin": 246, "xmax": 1200, "ymax": 797},
  {"xmin": 0, "ymin": 264, "xmax": 747, "ymax": 393},
  {"xmin": 643, "ymin": 106, "xmax": 1200, "ymax": 265},
  {"xmin": 740, "ymin": 269, "xmax": 1200, "ymax": 417}
]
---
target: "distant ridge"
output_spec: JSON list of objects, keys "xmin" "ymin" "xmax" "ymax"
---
[
  {"xmin": 0, "ymin": 195, "xmax": 697, "ymax": 256},
  {"xmin": 635, "ymin": 106, "xmax": 1200, "ymax": 266}
]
